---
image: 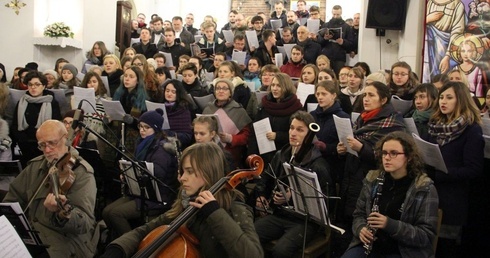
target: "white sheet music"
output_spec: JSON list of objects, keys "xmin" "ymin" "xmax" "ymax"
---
[
  {"xmin": 253, "ymin": 118, "xmax": 276, "ymax": 154},
  {"xmin": 194, "ymin": 94, "xmax": 215, "ymax": 110},
  {"xmin": 283, "ymin": 44, "xmax": 295, "ymax": 60},
  {"xmin": 0, "ymin": 215, "xmax": 32, "ymax": 258},
  {"xmin": 391, "ymin": 96, "xmax": 413, "ymax": 115},
  {"xmin": 205, "ymin": 72, "xmax": 215, "ymax": 82},
  {"xmin": 84, "ymin": 64, "xmax": 97, "ymax": 73},
  {"xmin": 306, "ymin": 19, "xmax": 320, "ymax": 33},
  {"xmin": 119, "ymin": 160, "xmax": 162, "ymax": 202},
  {"xmin": 275, "ymin": 53, "xmax": 283, "ymax": 68},
  {"xmin": 282, "ymin": 163, "xmax": 345, "ymax": 234},
  {"xmin": 231, "ymin": 51, "xmax": 247, "ymax": 65},
  {"xmin": 160, "ymin": 52, "xmax": 174, "ymax": 68},
  {"xmin": 245, "ymin": 30, "xmax": 260, "ymax": 49},
  {"xmin": 100, "ymin": 76, "xmax": 110, "ymax": 96},
  {"xmin": 8, "ymin": 89, "xmax": 25, "ymax": 105},
  {"xmin": 270, "ymin": 19, "xmax": 283, "ymax": 31},
  {"xmin": 296, "ymin": 83, "xmax": 315, "ymax": 106},
  {"xmin": 255, "ymin": 91, "xmax": 268, "ymax": 102},
  {"xmin": 351, "ymin": 112, "xmax": 360, "ymax": 122},
  {"xmin": 130, "ymin": 38, "xmax": 140, "ymax": 46},
  {"xmin": 412, "ymin": 133, "xmax": 448, "ymax": 173},
  {"xmin": 483, "ymin": 135, "xmax": 490, "ymax": 159},
  {"xmin": 169, "ymin": 70, "xmax": 176, "ymax": 79},
  {"xmin": 277, "ymin": 46, "xmax": 287, "ymax": 59},
  {"xmin": 403, "ymin": 117, "xmax": 419, "ymax": 136},
  {"xmin": 481, "ymin": 118, "xmax": 490, "ymax": 136},
  {"xmin": 307, "ymin": 103, "xmax": 318, "ymax": 112},
  {"xmin": 222, "ymin": 30, "xmax": 234, "ymax": 43},
  {"xmin": 144, "ymin": 101, "xmax": 170, "ymax": 130},
  {"xmin": 333, "ymin": 115, "xmax": 357, "ymax": 156},
  {"xmin": 100, "ymin": 98, "xmax": 125, "ymax": 121},
  {"xmin": 298, "ymin": 18, "xmax": 307, "ymax": 26},
  {"xmin": 48, "ymin": 89, "xmax": 70, "ymax": 110},
  {"xmin": 73, "ymin": 87, "xmax": 96, "ymax": 113}
]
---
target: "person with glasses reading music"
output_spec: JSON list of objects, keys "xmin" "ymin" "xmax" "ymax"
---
[
  {"xmin": 11, "ymin": 71, "xmax": 62, "ymax": 167},
  {"xmin": 3, "ymin": 120, "xmax": 97, "ymax": 257},
  {"xmin": 102, "ymin": 109, "xmax": 179, "ymax": 241},
  {"xmin": 341, "ymin": 131, "xmax": 438, "ymax": 258}
]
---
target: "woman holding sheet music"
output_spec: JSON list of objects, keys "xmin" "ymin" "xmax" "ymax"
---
[
  {"xmin": 427, "ymin": 81, "xmax": 484, "ymax": 257},
  {"xmin": 203, "ymin": 78, "xmax": 251, "ymax": 168},
  {"xmin": 339, "ymin": 67, "xmax": 365, "ymax": 115},
  {"xmin": 102, "ymin": 108, "xmax": 179, "ymax": 240},
  {"xmin": 247, "ymin": 73, "xmax": 302, "ymax": 165},
  {"xmin": 342, "ymin": 131, "xmax": 439, "ymax": 258},
  {"xmin": 101, "ymin": 54, "xmax": 123, "ymax": 97},
  {"xmin": 336, "ymin": 81, "xmax": 405, "ymax": 253}
]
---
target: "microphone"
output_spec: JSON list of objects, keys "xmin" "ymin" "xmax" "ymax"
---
[{"xmin": 71, "ymin": 101, "xmax": 84, "ymax": 130}]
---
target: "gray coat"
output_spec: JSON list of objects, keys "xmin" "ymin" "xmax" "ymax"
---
[
  {"xmin": 348, "ymin": 170, "xmax": 439, "ymax": 258},
  {"xmin": 3, "ymin": 147, "xmax": 97, "ymax": 258}
]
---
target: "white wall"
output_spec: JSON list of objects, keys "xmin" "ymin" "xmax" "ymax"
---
[
  {"xmin": 133, "ymin": 0, "xmax": 231, "ymax": 31},
  {"xmin": 0, "ymin": 0, "xmax": 116, "ymax": 78}
]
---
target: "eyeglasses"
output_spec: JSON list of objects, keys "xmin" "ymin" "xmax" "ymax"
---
[
  {"xmin": 380, "ymin": 150, "xmax": 405, "ymax": 158},
  {"xmin": 63, "ymin": 120, "xmax": 73, "ymax": 126},
  {"xmin": 28, "ymin": 82, "xmax": 43, "ymax": 88},
  {"xmin": 215, "ymin": 86, "xmax": 230, "ymax": 92},
  {"xmin": 133, "ymin": 63, "xmax": 144, "ymax": 67},
  {"xmin": 339, "ymin": 73, "xmax": 349, "ymax": 77},
  {"xmin": 38, "ymin": 134, "xmax": 66, "ymax": 151},
  {"xmin": 393, "ymin": 73, "xmax": 409, "ymax": 77},
  {"xmin": 138, "ymin": 124, "xmax": 152, "ymax": 130}
]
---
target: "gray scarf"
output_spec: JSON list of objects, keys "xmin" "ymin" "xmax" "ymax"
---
[{"xmin": 17, "ymin": 94, "xmax": 53, "ymax": 131}]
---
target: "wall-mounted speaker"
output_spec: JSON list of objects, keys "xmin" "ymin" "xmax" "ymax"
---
[{"xmin": 365, "ymin": 0, "xmax": 407, "ymax": 30}]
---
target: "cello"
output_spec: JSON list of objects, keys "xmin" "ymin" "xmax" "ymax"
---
[{"xmin": 134, "ymin": 154, "xmax": 264, "ymax": 258}]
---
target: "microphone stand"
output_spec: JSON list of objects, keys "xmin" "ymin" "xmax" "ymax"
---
[{"xmin": 77, "ymin": 120, "xmax": 176, "ymax": 223}]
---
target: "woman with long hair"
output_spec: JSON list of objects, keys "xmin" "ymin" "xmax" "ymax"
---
[
  {"xmin": 132, "ymin": 54, "xmax": 161, "ymax": 102},
  {"xmin": 248, "ymin": 73, "xmax": 302, "ymax": 164},
  {"xmin": 337, "ymin": 81, "xmax": 406, "ymax": 254},
  {"xmin": 161, "ymin": 79, "xmax": 194, "ymax": 148},
  {"xmin": 342, "ymin": 131, "xmax": 439, "ymax": 258},
  {"xmin": 82, "ymin": 41, "xmax": 110, "ymax": 73},
  {"xmin": 101, "ymin": 142, "xmax": 263, "ymax": 258},
  {"xmin": 427, "ymin": 81, "xmax": 484, "ymax": 257},
  {"xmin": 299, "ymin": 64, "xmax": 319, "ymax": 85},
  {"xmin": 388, "ymin": 61, "xmax": 419, "ymax": 100}
]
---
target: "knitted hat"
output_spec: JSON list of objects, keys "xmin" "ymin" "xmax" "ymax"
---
[
  {"xmin": 25, "ymin": 62, "xmax": 39, "ymax": 71},
  {"xmin": 366, "ymin": 71, "xmax": 387, "ymax": 85},
  {"xmin": 214, "ymin": 78, "xmax": 234, "ymax": 95},
  {"xmin": 139, "ymin": 108, "xmax": 164, "ymax": 131},
  {"xmin": 43, "ymin": 69, "xmax": 59, "ymax": 80},
  {"xmin": 62, "ymin": 64, "xmax": 78, "ymax": 77},
  {"xmin": 146, "ymin": 58, "xmax": 157, "ymax": 70}
]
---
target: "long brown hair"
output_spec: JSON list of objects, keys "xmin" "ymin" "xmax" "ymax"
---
[
  {"xmin": 430, "ymin": 81, "xmax": 482, "ymax": 125},
  {"xmin": 165, "ymin": 142, "xmax": 243, "ymax": 219}
]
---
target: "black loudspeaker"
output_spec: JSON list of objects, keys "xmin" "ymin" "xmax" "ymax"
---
[{"xmin": 366, "ymin": 0, "xmax": 407, "ymax": 30}]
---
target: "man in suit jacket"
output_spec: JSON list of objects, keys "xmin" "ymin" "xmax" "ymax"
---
[
  {"xmin": 151, "ymin": 17, "xmax": 165, "ymax": 46},
  {"xmin": 172, "ymin": 16, "xmax": 195, "ymax": 52}
]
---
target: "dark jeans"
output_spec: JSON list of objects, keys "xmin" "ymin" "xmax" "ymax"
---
[{"xmin": 255, "ymin": 213, "xmax": 319, "ymax": 258}]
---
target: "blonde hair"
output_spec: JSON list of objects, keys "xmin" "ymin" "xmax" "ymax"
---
[{"xmin": 103, "ymin": 54, "xmax": 122, "ymax": 70}]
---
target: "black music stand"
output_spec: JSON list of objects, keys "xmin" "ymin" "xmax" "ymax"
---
[{"xmin": 0, "ymin": 203, "xmax": 48, "ymax": 257}]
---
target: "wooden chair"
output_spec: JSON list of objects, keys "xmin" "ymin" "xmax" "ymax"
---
[
  {"xmin": 264, "ymin": 228, "xmax": 331, "ymax": 258},
  {"xmin": 433, "ymin": 209, "xmax": 443, "ymax": 253}
]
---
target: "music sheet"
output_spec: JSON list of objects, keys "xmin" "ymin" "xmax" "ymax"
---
[
  {"xmin": 403, "ymin": 117, "xmax": 419, "ymax": 136},
  {"xmin": 0, "ymin": 215, "xmax": 32, "ymax": 258},
  {"xmin": 245, "ymin": 30, "xmax": 260, "ymax": 49},
  {"xmin": 119, "ymin": 160, "xmax": 162, "ymax": 203},
  {"xmin": 333, "ymin": 115, "xmax": 357, "ymax": 157},
  {"xmin": 412, "ymin": 133, "xmax": 448, "ymax": 173},
  {"xmin": 73, "ymin": 87, "xmax": 96, "ymax": 114},
  {"xmin": 391, "ymin": 95, "xmax": 413, "ymax": 115},
  {"xmin": 253, "ymin": 117, "xmax": 276, "ymax": 154},
  {"xmin": 222, "ymin": 30, "xmax": 234, "ymax": 43},
  {"xmin": 100, "ymin": 98, "xmax": 125, "ymax": 121},
  {"xmin": 145, "ymin": 101, "xmax": 171, "ymax": 129},
  {"xmin": 296, "ymin": 83, "xmax": 315, "ymax": 106}
]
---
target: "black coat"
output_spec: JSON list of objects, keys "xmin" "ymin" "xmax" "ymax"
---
[
  {"xmin": 132, "ymin": 42, "xmax": 159, "ymax": 59},
  {"xmin": 318, "ymin": 18, "xmax": 354, "ymax": 62}
]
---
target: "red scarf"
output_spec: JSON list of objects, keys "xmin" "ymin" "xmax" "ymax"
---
[
  {"xmin": 72, "ymin": 132, "xmax": 82, "ymax": 147},
  {"xmin": 360, "ymin": 108, "xmax": 382, "ymax": 122}
]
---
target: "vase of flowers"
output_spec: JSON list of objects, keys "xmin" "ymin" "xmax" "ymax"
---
[{"xmin": 44, "ymin": 22, "xmax": 74, "ymax": 38}]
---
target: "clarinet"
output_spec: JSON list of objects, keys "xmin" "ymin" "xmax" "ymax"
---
[{"xmin": 363, "ymin": 171, "xmax": 385, "ymax": 255}]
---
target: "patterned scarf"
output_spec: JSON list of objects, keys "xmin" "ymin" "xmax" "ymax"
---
[
  {"xmin": 354, "ymin": 107, "xmax": 405, "ymax": 144},
  {"xmin": 428, "ymin": 116, "xmax": 469, "ymax": 146}
]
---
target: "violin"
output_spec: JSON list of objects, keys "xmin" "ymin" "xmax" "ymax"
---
[
  {"xmin": 133, "ymin": 154, "xmax": 264, "ymax": 258},
  {"xmin": 47, "ymin": 152, "xmax": 77, "ymax": 217}
]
